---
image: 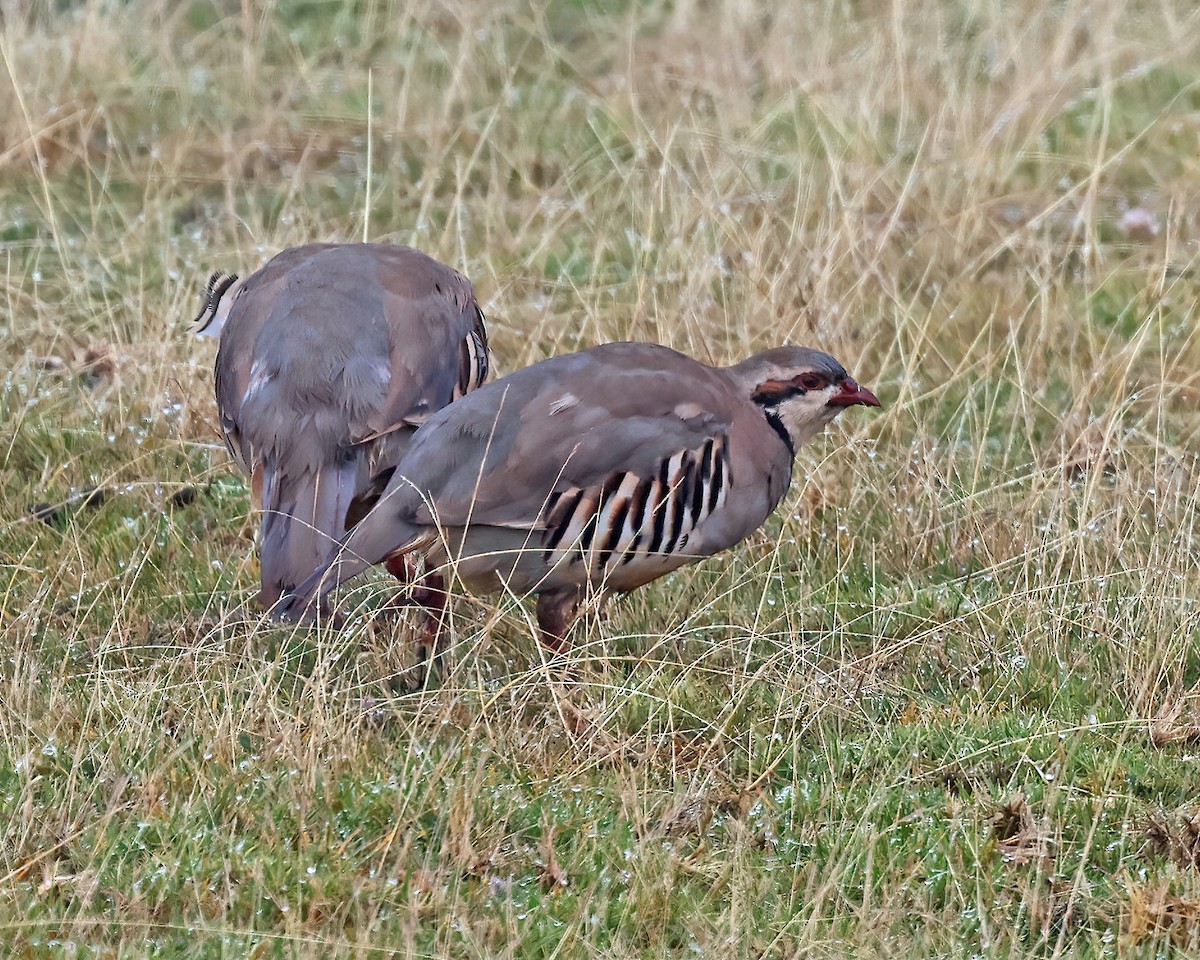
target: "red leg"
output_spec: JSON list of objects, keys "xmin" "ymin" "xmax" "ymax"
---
[
  {"xmin": 384, "ymin": 553, "xmax": 411, "ymax": 583},
  {"xmin": 383, "ymin": 553, "xmax": 421, "ymax": 611},
  {"xmin": 410, "ymin": 570, "xmax": 448, "ymax": 686},
  {"xmin": 536, "ymin": 588, "xmax": 583, "ymax": 653}
]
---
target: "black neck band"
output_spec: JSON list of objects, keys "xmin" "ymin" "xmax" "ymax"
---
[{"xmin": 763, "ymin": 409, "xmax": 795, "ymax": 457}]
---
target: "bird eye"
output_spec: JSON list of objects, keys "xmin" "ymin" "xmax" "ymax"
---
[{"xmin": 798, "ymin": 373, "xmax": 827, "ymax": 391}]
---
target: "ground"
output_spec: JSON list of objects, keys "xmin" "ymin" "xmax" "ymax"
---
[{"xmin": 3, "ymin": 0, "xmax": 1200, "ymax": 956}]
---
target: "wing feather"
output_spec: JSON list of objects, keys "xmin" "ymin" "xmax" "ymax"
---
[{"xmin": 391, "ymin": 344, "xmax": 738, "ymax": 533}]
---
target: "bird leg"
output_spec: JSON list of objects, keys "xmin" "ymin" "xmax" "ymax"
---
[
  {"xmin": 378, "ymin": 555, "xmax": 448, "ymax": 688},
  {"xmin": 410, "ymin": 570, "xmax": 449, "ymax": 687},
  {"xmin": 384, "ymin": 553, "xmax": 412, "ymax": 583},
  {"xmin": 536, "ymin": 587, "xmax": 584, "ymax": 653},
  {"xmin": 382, "ymin": 554, "xmax": 421, "ymax": 608}
]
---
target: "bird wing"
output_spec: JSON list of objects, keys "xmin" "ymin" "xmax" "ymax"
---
[{"xmin": 385, "ymin": 342, "xmax": 743, "ymax": 533}]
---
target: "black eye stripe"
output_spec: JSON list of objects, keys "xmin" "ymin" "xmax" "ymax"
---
[
  {"xmin": 752, "ymin": 384, "xmax": 804, "ymax": 406},
  {"xmin": 752, "ymin": 371, "xmax": 840, "ymax": 406}
]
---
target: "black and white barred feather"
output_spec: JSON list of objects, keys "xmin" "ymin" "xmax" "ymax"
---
[
  {"xmin": 192, "ymin": 271, "xmax": 240, "ymax": 336},
  {"xmin": 540, "ymin": 434, "xmax": 732, "ymax": 579}
]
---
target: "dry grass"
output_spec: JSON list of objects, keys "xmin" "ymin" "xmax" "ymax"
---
[{"xmin": 3, "ymin": 0, "xmax": 1200, "ymax": 955}]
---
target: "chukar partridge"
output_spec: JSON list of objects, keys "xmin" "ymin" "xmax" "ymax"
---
[
  {"xmin": 194, "ymin": 242, "xmax": 490, "ymax": 609},
  {"xmin": 279, "ymin": 341, "xmax": 879, "ymax": 653}
]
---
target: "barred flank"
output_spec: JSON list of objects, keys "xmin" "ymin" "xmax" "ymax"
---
[{"xmin": 541, "ymin": 434, "xmax": 732, "ymax": 577}]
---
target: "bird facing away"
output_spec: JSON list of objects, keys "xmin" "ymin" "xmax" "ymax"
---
[
  {"xmin": 279, "ymin": 341, "xmax": 880, "ymax": 654},
  {"xmin": 194, "ymin": 242, "xmax": 490, "ymax": 609}
]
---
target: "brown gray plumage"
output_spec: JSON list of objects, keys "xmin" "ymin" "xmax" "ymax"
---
[
  {"xmin": 194, "ymin": 242, "xmax": 489, "ymax": 608},
  {"xmin": 279, "ymin": 341, "xmax": 879, "ymax": 653}
]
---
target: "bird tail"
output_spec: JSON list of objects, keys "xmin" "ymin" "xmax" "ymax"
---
[
  {"xmin": 277, "ymin": 479, "xmax": 431, "ymax": 620},
  {"xmin": 257, "ymin": 458, "xmax": 359, "ymax": 610}
]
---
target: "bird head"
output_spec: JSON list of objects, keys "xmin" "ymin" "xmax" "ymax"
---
[{"xmin": 732, "ymin": 346, "xmax": 881, "ymax": 453}]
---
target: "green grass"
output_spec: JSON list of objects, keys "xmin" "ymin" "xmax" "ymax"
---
[{"xmin": 4, "ymin": 0, "xmax": 1200, "ymax": 955}]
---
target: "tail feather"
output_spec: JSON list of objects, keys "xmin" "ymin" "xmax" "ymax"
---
[
  {"xmin": 281, "ymin": 493, "xmax": 428, "ymax": 618},
  {"xmin": 257, "ymin": 458, "xmax": 359, "ymax": 609}
]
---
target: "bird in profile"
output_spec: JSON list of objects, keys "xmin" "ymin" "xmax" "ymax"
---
[
  {"xmin": 278, "ymin": 340, "xmax": 880, "ymax": 663},
  {"xmin": 193, "ymin": 242, "xmax": 490, "ymax": 610}
]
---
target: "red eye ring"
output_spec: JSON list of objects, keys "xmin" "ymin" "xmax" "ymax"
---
[{"xmin": 798, "ymin": 373, "xmax": 826, "ymax": 391}]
